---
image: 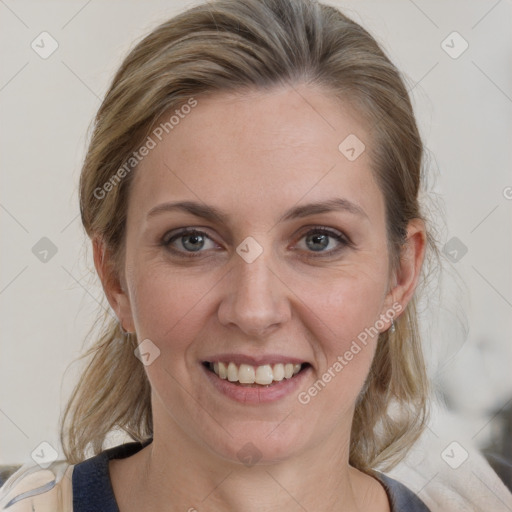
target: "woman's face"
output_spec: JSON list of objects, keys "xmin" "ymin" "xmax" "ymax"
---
[{"xmin": 111, "ymin": 85, "xmax": 410, "ymax": 464}]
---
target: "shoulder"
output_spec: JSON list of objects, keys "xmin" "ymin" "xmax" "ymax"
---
[
  {"xmin": 0, "ymin": 461, "xmax": 73, "ymax": 512},
  {"xmin": 0, "ymin": 440, "xmax": 151, "ymax": 512},
  {"xmin": 371, "ymin": 471, "xmax": 431, "ymax": 512}
]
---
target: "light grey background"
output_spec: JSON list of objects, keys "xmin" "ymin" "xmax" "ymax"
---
[{"xmin": 0, "ymin": 0, "xmax": 511, "ymax": 471}]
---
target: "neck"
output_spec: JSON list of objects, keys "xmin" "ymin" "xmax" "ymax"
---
[{"xmin": 129, "ymin": 427, "xmax": 378, "ymax": 512}]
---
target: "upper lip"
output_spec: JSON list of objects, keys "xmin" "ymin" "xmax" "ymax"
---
[{"xmin": 202, "ymin": 353, "xmax": 309, "ymax": 366}]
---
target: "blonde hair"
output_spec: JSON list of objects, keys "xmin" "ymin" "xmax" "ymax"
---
[{"xmin": 61, "ymin": 0, "xmax": 439, "ymax": 472}]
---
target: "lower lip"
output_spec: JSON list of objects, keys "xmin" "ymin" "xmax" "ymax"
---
[{"xmin": 202, "ymin": 364, "xmax": 311, "ymax": 404}]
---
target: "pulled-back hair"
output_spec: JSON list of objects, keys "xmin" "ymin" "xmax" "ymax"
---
[{"xmin": 61, "ymin": 0, "xmax": 438, "ymax": 472}]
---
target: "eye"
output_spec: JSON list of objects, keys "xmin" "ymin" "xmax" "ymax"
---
[
  {"xmin": 162, "ymin": 229, "xmax": 218, "ymax": 256},
  {"xmin": 161, "ymin": 226, "xmax": 352, "ymax": 258},
  {"xmin": 295, "ymin": 227, "xmax": 351, "ymax": 255}
]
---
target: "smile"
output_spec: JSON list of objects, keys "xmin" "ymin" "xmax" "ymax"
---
[{"xmin": 206, "ymin": 361, "xmax": 304, "ymax": 386}]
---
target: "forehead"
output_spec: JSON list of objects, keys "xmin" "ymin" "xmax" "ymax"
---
[{"xmin": 129, "ymin": 85, "xmax": 384, "ymax": 227}]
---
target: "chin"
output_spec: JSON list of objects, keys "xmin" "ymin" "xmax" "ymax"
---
[{"xmin": 205, "ymin": 423, "xmax": 308, "ymax": 467}]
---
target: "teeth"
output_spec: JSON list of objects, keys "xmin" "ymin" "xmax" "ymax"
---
[
  {"xmin": 255, "ymin": 364, "xmax": 273, "ymax": 385},
  {"xmin": 210, "ymin": 361, "xmax": 303, "ymax": 385},
  {"xmin": 218, "ymin": 362, "xmax": 227, "ymax": 379},
  {"xmin": 238, "ymin": 364, "xmax": 255, "ymax": 384},
  {"xmin": 272, "ymin": 363, "xmax": 285, "ymax": 381},
  {"xmin": 227, "ymin": 362, "xmax": 238, "ymax": 382}
]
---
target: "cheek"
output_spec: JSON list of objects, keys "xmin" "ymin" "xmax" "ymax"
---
[
  {"xmin": 331, "ymin": 279, "xmax": 385, "ymax": 341},
  {"xmin": 289, "ymin": 264, "xmax": 388, "ymax": 403},
  {"xmin": 294, "ymin": 264, "xmax": 388, "ymax": 343},
  {"xmin": 128, "ymin": 258, "xmax": 388, "ymax": 349},
  {"xmin": 127, "ymin": 260, "xmax": 225, "ymax": 353}
]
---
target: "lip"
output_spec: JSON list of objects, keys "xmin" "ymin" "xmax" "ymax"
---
[{"xmin": 201, "ymin": 361, "xmax": 312, "ymax": 404}]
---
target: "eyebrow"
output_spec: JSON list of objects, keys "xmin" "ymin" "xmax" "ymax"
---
[{"xmin": 146, "ymin": 198, "xmax": 368, "ymax": 223}]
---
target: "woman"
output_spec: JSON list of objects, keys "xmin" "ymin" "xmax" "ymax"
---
[{"xmin": 1, "ymin": 0, "xmax": 438, "ymax": 510}]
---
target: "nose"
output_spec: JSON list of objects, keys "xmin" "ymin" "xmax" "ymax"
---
[{"xmin": 217, "ymin": 247, "xmax": 291, "ymax": 338}]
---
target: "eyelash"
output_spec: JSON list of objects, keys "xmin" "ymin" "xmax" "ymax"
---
[{"xmin": 161, "ymin": 226, "xmax": 352, "ymax": 259}]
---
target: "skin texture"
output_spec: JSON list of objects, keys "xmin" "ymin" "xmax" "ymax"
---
[{"xmin": 95, "ymin": 84, "xmax": 426, "ymax": 511}]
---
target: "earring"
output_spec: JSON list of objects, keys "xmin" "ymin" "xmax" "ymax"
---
[
  {"xmin": 389, "ymin": 319, "xmax": 396, "ymax": 334},
  {"xmin": 119, "ymin": 321, "xmax": 130, "ymax": 335}
]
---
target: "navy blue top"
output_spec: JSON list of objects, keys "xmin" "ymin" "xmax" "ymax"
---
[{"xmin": 72, "ymin": 439, "xmax": 431, "ymax": 511}]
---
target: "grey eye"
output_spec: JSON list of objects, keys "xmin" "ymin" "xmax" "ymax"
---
[
  {"xmin": 180, "ymin": 233, "xmax": 205, "ymax": 252},
  {"xmin": 305, "ymin": 233, "xmax": 330, "ymax": 251},
  {"xmin": 163, "ymin": 229, "xmax": 217, "ymax": 255}
]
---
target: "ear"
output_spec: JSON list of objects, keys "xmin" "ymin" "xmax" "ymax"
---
[
  {"xmin": 92, "ymin": 236, "xmax": 135, "ymax": 333},
  {"xmin": 381, "ymin": 218, "xmax": 426, "ymax": 326}
]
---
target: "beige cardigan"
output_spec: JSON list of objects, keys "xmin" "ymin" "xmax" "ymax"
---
[{"xmin": 0, "ymin": 461, "xmax": 73, "ymax": 511}]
